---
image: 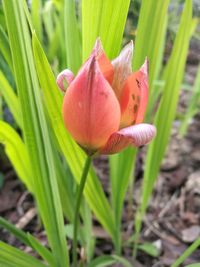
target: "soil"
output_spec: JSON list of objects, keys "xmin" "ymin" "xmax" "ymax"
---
[{"xmin": 0, "ymin": 45, "xmax": 200, "ymax": 267}]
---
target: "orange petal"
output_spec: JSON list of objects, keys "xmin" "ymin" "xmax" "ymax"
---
[
  {"xmin": 62, "ymin": 53, "xmax": 121, "ymax": 153},
  {"xmin": 119, "ymin": 59, "xmax": 148, "ymax": 128},
  {"xmin": 94, "ymin": 38, "xmax": 114, "ymax": 84},
  {"xmin": 100, "ymin": 124, "xmax": 156, "ymax": 155},
  {"xmin": 111, "ymin": 41, "xmax": 133, "ymax": 98},
  {"xmin": 56, "ymin": 69, "xmax": 74, "ymax": 92}
]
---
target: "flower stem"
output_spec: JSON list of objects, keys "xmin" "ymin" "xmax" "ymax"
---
[{"xmin": 73, "ymin": 156, "xmax": 92, "ymax": 267}]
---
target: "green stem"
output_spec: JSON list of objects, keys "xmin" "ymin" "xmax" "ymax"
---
[{"xmin": 73, "ymin": 156, "xmax": 92, "ymax": 267}]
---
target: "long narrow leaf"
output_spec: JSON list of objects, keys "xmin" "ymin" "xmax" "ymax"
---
[
  {"xmin": 64, "ymin": 0, "xmax": 81, "ymax": 73},
  {"xmin": 87, "ymin": 255, "xmax": 132, "ymax": 267},
  {"xmin": 133, "ymin": 0, "xmax": 170, "ymax": 88},
  {"xmin": 171, "ymin": 238, "xmax": 200, "ymax": 267},
  {"xmin": 0, "ymin": 71, "xmax": 22, "ymax": 126},
  {"xmin": 0, "ymin": 241, "xmax": 47, "ymax": 267},
  {"xmin": 109, "ymin": 148, "xmax": 137, "ymax": 253},
  {"xmin": 31, "ymin": 0, "xmax": 42, "ymax": 42},
  {"xmin": 138, "ymin": 0, "xmax": 193, "ymax": 232},
  {"xmin": 0, "ymin": 120, "xmax": 32, "ymax": 191},
  {"xmin": 0, "ymin": 25, "xmax": 13, "ymax": 72},
  {"xmin": 82, "ymin": 0, "xmax": 130, "ymax": 59},
  {"xmin": 179, "ymin": 64, "xmax": 200, "ymax": 136},
  {"xmin": 3, "ymin": 1, "xmax": 69, "ymax": 266},
  {"xmin": 0, "ymin": 216, "xmax": 55, "ymax": 266}
]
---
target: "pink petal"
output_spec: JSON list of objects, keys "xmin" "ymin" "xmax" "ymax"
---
[
  {"xmin": 93, "ymin": 38, "xmax": 114, "ymax": 84},
  {"xmin": 111, "ymin": 41, "xmax": 134, "ymax": 98},
  {"xmin": 62, "ymin": 52, "xmax": 121, "ymax": 153},
  {"xmin": 135, "ymin": 59, "xmax": 148, "ymax": 124},
  {"xmin": 119, "ymin": 58, "xmax": 149, "ymax": 128},
  {"xmin": 56, "ymin": 69, "xmax": 74, "ymax": 92},
  {"xmin": 100, "ymin": 123, "xmax": 156, "ymax": 155}
]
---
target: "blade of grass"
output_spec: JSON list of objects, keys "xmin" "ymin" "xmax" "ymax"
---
[
  {"xmin": 0, "ymin": 217, "xmax": 55, "ymax": 266},
  {"xmin": 87, "ymin": 255, "xmax": 132, "ymax": 267},
  {"xmin": 179, "ymin": 64, "xmax": 200, "ymax": 136},
  {"xmin": 171, "ymin": 238, "xmax": 200, "ymax": 267},
  {"xmin": 82, "ymin": 0, "xmax": 130, "ymax": 60},
  {"xmin": 3, "ymin": 1, "xmax": 69, "ymax": 266},
  {"xmin": 109, "ymin": 148, "xmax": 137, "ymax": 254},
  {"xmin": 0, "ymin": 120, "xmax": 32, "ymax": 191},
  {"xmin": 0, "ymin": 25, "xmax": 13, "ymax": 73},
  {"xmin": 133, "ymin": 0, "xmax": 170, "ymax": 88},
  {"xmin": 0, "ymin": 71, "xmax": 22, "ymax": 126},
  {"xmin": 64, "ymin": 0, "xmax": 81, "ymax": 73},
  {"xmin": 0, "ymin": 241, "xmax": 47, "ymax": 267},
  {"xmin": 31, "ymin": 0, "xmax": 42, "ymax": 42},
  {"xmin": 135, "ymin": 0, "xmax": 193, "ymax": 250},
  {"xmin": 42, "ymin": 1, "xmax": 55, "ymax": 43}
]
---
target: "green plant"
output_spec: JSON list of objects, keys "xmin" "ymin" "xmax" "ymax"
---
[{"xmin": 0, "ymin": 0, "xmax": 198, "ymax": 266}]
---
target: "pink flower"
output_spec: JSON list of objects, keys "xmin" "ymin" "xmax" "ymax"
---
[{"xmin": 57, "ymin": 39, "xmax": 156, "ymax": 155}]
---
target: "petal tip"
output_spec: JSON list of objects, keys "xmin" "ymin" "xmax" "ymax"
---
[
  {"xmin": 93, "ymin": 37, "xmax": 103, "ymax": 57},
  {"xmin": 141, "ymin": 58, "xmax": 149, "ymax": 76}
]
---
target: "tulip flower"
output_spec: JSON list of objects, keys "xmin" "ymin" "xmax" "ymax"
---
[{"xmin": 57, "ymin": 39, "xmax": 156, "ymax": 155}]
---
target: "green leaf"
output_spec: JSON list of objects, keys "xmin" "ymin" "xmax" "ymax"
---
[
  {"xmin": 31, "ymin": 0, "xmax": 42, "ymax": 42},
  {"xmin": 133, "ymin": 0, "xmax": 170, "ymax": 88},
  {"xmin": 0, "ymin": 241, "xmax": 47, "ymax": 267},
  {"xmin": 27, "ymin": 234, "xmax": 56, "ymax": 267},
  {"xmin": 185, "ymin": 264, "xmax": 200, "ymax": 267},
  {"xmin": 138, "ymin": 242, "xmax": 160, "ymax": 257},
  {"xmin": 64, "ymin": 0, "xmax": 81, "ymax": 73},
  {"xmin": 82, "ymin": 0, "xmax": 130, "ymax": 60},
  {"xmin": 0, "ymin": 120, "xmax": 32, "ymax": 191},
  {"xmin": 0, "ymin": 25, "xmax": 13, "ymax": 73},
  {"xmin": 0, "ymin": 216, "xmax": 55, "ymax": 266},
  {"xmin": 109, "ymin": 148, "xmax": 137, "ymax": 253},
  {"xmin": 87, "ymin": 255, "xmax": 133, "ymax": 267},
  {"xmin": 32, "ymin": 32, "xmax": 116, "ymax": 239},
  {"xmin": 3, "ymin": 1, "xmax": 69, "ymax": 266},
  {"xmin": 171, "ymin": 238, "xmax": 200, "ymax": 267},
  {"xmin": 87, "ymin": 256, "xmax": 115, "ymax": 267},
  {"xmin": 179, "ymin": 64, "xmax": 200, "ymax": 136},
  {"xmin": 42, "ymin": 1, "xmax": 55, "ymax": 42},
  {"xmin": 138, "ymin": 0, "xmax": 193, "ymax": 236},
  {"xmin": 0, "ymin": 71, "xmax": 22, "ymax": 127}
]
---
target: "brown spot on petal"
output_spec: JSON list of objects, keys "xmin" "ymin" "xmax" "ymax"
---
[
  {"xmin": 134, "ymin": 104, "xmax": 138, "ymax": 113},
  {"xmin": 137, "ymin": 95, "xmax": 141, "ymax": 103},
  {"xmin": 132, "ymin": 94, "xmax": 135, "ymax": 101},
  {"xmin": 136, "ymin": 78, "xmax": 141, "ymax": 88},
  {"xmin": 100, "ymin": 91, "xmax": 108, "ymax": 98}
]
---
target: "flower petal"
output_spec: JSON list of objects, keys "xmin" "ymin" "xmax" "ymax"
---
[
  {"xmin": 94, "ymin": 38, "xmax": 114, "ymax": 84},
  {"xmin": 111, "ymin": 41, "xmax": 133, "ymax": 98},
  {"xmin": 56, "ymin": 69, "xmax": 74, "ymax": 92},
  {"xmin": 119, "ymin": 59, "xmax": 148, "ymax": 128},
  {"xmin": 100, "ymin": 123, "xmax": 156, "ymax": 155},
  {"xmin": 62, "ymin": 52, "xmax": 121, "ymax": 153}
]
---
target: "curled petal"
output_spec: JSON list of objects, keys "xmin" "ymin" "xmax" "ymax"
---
[
  {"xmin": 100, "ymin": 123, "xmax": 156, "ymax": 155},
  {"xmin": 62, "ymin": 53, "xmax": 121, "ymax": 153},
  {"xmin": 56, "ymin": 69, "xmax": 74, "ymax": 92},
  {"xmin": 135, "ymin": 59, "xmax": 148, "ymax": 124},
  {"xmin": 119, "ymin": 58, "xmax": 149, "ymax": 128},
  {"xmin": 93, "ymin": 38, "xmax": 114, "ymax": 84},
  {"xmin": 112, "ymin": 41, "xmax": 133, "ymax": 98}
]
